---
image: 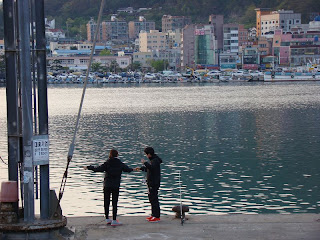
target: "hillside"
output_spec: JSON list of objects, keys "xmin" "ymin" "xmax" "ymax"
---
[{"xmin": 1, "ymin": 0, "xmax": 320, "ymax": 39}]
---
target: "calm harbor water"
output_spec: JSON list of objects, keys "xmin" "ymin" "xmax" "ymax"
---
[{"xmin": 1, "ymin": 82, "xmax": 320, "ymax": 217}]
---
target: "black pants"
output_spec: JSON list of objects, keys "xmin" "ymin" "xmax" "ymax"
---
[
  {"xmin": 104, "ymin": 187, "xmax": 120, "ymax": 220},
  {"xmin": 148, "ymin": 186, "xmax": 160, "ymax": 218}
]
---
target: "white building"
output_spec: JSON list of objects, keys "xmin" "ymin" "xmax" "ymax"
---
[
  {"xmin": 139, "ymin": 30, "xmax": 168, "ymax": 52},
  {"xmin": 260, "ymin": 10, "xmax": 301, "ymax": 35},
  {"xmin": 49, "ymin": 42, "xmax": 93, "ymax": 52},
  {"xmin": 46, "ymin": 29, "xmax": 65, "ymax": 41},
  {"xmin": 47, "ymin": 55, "xmax": 131, "ymax": 71}
]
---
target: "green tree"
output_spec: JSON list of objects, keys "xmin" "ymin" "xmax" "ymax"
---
[
  {"xmin": 66, "ymin": 18, "xmax": 75, "ymax": 38},
  {"xmin": 131, "ymin": 61, "xmax": 142, "ymax": 71},
  {"xmin": 149, "ymin": 59, "xmax": 168, "ymax": 72},
  {"xmin": 99, "ymin": 49, "xmax": 112, "ymax": 56},
  {"xmin": 51, "ymin": 59, "xmax": 63, "ymax": 72},
  {"xmin": 109, "ymin": 60, "xmax": 120, "ymax": 72},
  {"xmin": 91, "ymin": 62, "xmax": 102, "ymax": 72}
]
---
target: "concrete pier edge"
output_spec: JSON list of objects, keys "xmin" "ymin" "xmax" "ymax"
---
[{"xmin": 60, "ymin": 213, "xmax": 320, "ymax": 240}]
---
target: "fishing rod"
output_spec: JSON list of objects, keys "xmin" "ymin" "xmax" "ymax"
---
[
  {"xmin": 53, "ymin": 0, "xmax": 106, "ymax": 218},
  {"xmin": 0, "ymin": 156, "xmax": 8, "ymax": 165}
]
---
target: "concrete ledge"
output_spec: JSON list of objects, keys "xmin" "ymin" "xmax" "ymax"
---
[{"xmin": 65, "ymin": 214, "xmax": 320, "ymax": 240}]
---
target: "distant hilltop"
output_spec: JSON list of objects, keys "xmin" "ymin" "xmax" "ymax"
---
[
  {"xmin": 0, "ymin": 0, "xmax": 318, "ymax": 39},
  {"xmin": 43, "ymin": 0, "xmax": 319, "ymax": 27}
]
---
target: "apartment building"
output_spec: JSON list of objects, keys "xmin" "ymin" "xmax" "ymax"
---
[
  {"xmin": 209, "ymin": 15, "xmax": 224, "ymax": 50},
  {"xmin": 162, "ymin": 15, "xmax": 192, "ymax": 33},
  {"xmin": 255, "ymin": 8, "xmax": 272, "ymax": 36},
  {"xmin": 87, "ymin": 17, "xmax": 128, "ymax": 43},
  {"xmin": 256, "ymin": 9, "xmax": 301, "ymax": 36},
  {"xmin": 273, "ymin": 29, "xmax": 320, "ymax": 66},
  {"xmin": 223, "ymin": 24, "xmax": 242, "ymax": 53},
  {"xmin": 181, "ymin": 24, "xmax": 196, "ymax": 69},
  {"xmin": 128, "ymin": 16, "xmax": 155, "ymax": 39},
  {"xmin": 139, "ymin": 30, "xmax": 168, "ymax": 52},
  {"xmin": 167, "ymin": 29, "xmax": 182, "ymax": 48}
]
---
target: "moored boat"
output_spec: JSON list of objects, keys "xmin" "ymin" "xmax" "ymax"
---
[{"xmin": 264, "ymin": 71, "xmax": 320, "ymax": 82}]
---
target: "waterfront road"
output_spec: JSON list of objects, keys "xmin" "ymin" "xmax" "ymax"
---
[{"xmin": 62, "ymin": 214, "xmax": 320, "ymax": 240}]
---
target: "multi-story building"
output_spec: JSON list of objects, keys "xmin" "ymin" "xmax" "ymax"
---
[
  {"xmin": 219, "ymin": 52, "xmax": 238, "ymax": 69},
  {"xmin": 139, "ymin": 30, "xmax": 168, "ymax": 52},
  {"xmin": 49, "ymin": 42, "xmax": 93, "ymax": 53},
  {"xmin": 87, "ymin": 17, "xmax": 104, "ymax": 42},
  {"xmin": 46, "ymin": 29, "xmax": 65, "ymax": 41},
  {"xmin": 133, "ymin": 49, "xmax": 181, "ymax": 70},
  {"xmin": 256, "ymin": 9, "xmax": 301, "ymax": 36},
  {"xmin": 47, "ymin": 55, "xmax": 131, "ymax": 71},
  {"xmin": 255, "ymin": 8, "xmax": 272, "ymax": 36},
  {"xmin": 128, "ymin": 16, "xmax": 155, "ymax": 40},
  {"xmin": 273, "ymin": 29, "xmax": 320, "ymax": 66},
  {"xmin": 194, "ymin": 25, "xmax": 218, "ymax": 67},
  {"xmin": 167, "ymin": 29, "xmax": 182, "ymax": 48},
  {"xmin": 87, "ymin": 17, "xmax": 128, "ymax": 43},
  {"xmin": 181, "ymin": 24, "xmax": 196, "ymax": 69},
  {"xmin": 209, "ymin": 15, "xmax": 224, "ymax": 50},
  {"xmin": 238, "ymin": 25, "xmax": 249, "ymax": 47},
  {"xmin": 162, "ymin": 15, "xmax": 192, "ymax": 33},
  {"xmin": 223, "ymin": 24, "xmax": 242, "ymax": 53}
]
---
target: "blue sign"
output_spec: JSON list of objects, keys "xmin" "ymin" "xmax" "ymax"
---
[{"xmin": 221, "ymin": 64, "xmax": 236, "ymax": 69}]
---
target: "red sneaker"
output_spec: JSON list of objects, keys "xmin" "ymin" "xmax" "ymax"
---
[
  {"xmin": 146, "ymin": 216, "xmax": 153, "ymax": 221},
  {"xmin": 148, "ymin": 217, "xmax": 160, "ymax": 222}
]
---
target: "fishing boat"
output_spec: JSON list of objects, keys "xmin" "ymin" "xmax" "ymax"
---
[{"xmin": 264, "ymin": 71, "xmax": 320, "ymax": 82}]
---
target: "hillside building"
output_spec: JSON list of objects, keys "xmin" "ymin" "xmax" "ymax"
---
[
  {"xmin": 128, "ymin": 16, "xmax": 155, "ymax": 40},
  {"xmin": 273, "ymin": 29, "xmax": 320, "ymax": 66},
  {"xmin": 255, "ymin": 9, "xmax": 301, "ymax": 36},
  {"xmin": 223, "ymin": 23, "xmax": 242, "ymax": 53},
  {"xmin": 194, "ymin": 25, "xmax": 218, "ymax": 67},
  {"xmin": 181, "ymin": 24, "xmax": 196, "ymax": 69},
  {"xmin": 209, "ymin": 15, "xmax": 224, "ymax": 50},
  {"xmin": 139, "ymin": 30, "xmax": 168, "ymax": 52},
  {"xmin": 87, "ymin": 17, "xmax": 128, "ymax": 43},
  {"xmin": 162, "ymin": 15, "xmax": 192, "ymax": 33}
]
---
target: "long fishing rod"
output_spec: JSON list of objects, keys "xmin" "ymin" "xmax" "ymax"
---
[{"xmin": 53, "ymin": 0, "xmax": 106, "ymax": 218}]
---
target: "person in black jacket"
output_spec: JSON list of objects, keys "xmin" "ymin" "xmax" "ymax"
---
[
  {"xmin": 137, "ymin": 147, "xmax": 163, "ymax": 222},
  {"xmin": 84, "ymin": 149, "xmax": 134, "ymax": 226}
]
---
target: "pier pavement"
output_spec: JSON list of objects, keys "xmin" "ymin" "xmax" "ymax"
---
[{"xmin": 61, "ymin": 214, "xmax": 319, "ymax": 240}]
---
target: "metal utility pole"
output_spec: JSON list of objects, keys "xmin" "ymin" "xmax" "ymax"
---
[
  {"xmin": 35, "ymin": 0, "xmax": 50, "ymax": 220},
  {"xmin": 17, "ymin": 0, "xmax": 35, "ymax": 222},
  {"xmin": 4, "ymin": 0, "xmax": 20, "ymax": 184}
]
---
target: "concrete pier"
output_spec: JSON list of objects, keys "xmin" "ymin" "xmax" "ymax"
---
[
  {"xmin": 1, "ymin": 214, "xmax": 319, "ymax": 239},
  {"xmin": 53, "ymin": 214, "xmax": 320, "ymax": 240}
]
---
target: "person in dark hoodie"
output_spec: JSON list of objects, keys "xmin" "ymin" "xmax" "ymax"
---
[
  {"xmin": 137, "ymin": 147, "xmax": 163, "ymax": 222},
  {"xmin": 84, "ymin": 149, "xmax": 134, "ymax": 226}
]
